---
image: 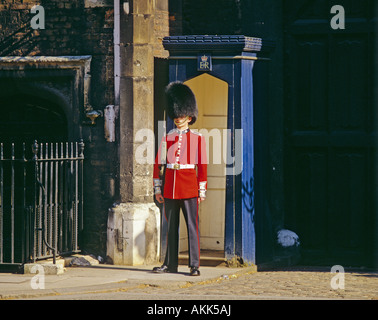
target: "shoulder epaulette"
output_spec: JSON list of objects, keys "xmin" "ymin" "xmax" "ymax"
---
[
  {"xmin": 190, "ymin": 129, "xmax": 203, "ymax": 136},
  {"xmin": 167, "ymin": 128, "xmax": 177, "ymax": 135}
]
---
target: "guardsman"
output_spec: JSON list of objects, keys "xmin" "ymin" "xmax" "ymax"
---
[{"xmin": 152, "ymin": 81, "xmax": 207, "ymax": 276}]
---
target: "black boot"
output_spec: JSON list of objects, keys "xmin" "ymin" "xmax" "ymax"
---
[{"xmin": 190, "ymin": 267, "xmax": 200, "ymax": 276}]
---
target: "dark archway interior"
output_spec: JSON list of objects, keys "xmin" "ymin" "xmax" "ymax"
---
[
  {"xmin": 0, "ymin": 95, "xmax": 69, "ymax": 264},
  {"xmin": 0, "ymin": 94, "xmax": 68, "ymax": 145}
]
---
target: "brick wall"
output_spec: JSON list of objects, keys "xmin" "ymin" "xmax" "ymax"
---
[
  {"xmin": 0, "ymin": 0, "xmax": 117, "ymax": 257},
  {"xmin": 0, "ymin": 0, "xmax": 171, "ymax": 259},
  {"xmin": 154, "ymin": 6, "xmax": 169, "ymax": 58}
]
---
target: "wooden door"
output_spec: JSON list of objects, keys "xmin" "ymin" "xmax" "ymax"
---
[
  {"xmin": 283, "ymin": 0, "xmax": 376, "ymax": 266},
  {"xmin": 179, "ymin": 73, "xmax": 228, "ymax": 252}
]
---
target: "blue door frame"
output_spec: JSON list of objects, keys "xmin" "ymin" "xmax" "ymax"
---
[{"xmin": 163, "ymin": 35, "xmax": 272, "ymax": 264}]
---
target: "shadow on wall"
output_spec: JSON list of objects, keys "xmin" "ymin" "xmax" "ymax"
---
[
  {"xmin": 0, "ymin": 1, "xmax": 87, "ymax": 56},
  {"xmin": 0, "ymin": 22, "xmax": 39, "ymax": 56}
]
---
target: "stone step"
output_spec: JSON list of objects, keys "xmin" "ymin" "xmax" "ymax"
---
[
  {"xmin": 178, "ymin": 250, "xmax": 227, "ymax": 267},
  {"xmin": 24, "ymin": 258, "xmax": 66, "ymax": 275},
  {"xmin": 23, "ymin": 254, "xmax": 101, "ymax": 275}
]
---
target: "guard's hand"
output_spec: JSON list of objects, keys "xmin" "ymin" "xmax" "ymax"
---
[
  {"xmin": 198, "ymin": 197, "xmax": 205, "ymax": 203},
  {"xmin": 155, "ymin": 194, "xmax": 164, "ymax": 203}
]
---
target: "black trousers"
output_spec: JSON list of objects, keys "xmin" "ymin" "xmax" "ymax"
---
[{"xmin": 163, "ymin": 197, "xmax": 200, "ymax": 269}]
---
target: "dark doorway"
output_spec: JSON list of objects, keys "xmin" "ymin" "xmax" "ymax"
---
[
  {"xmin": 0, "ymin": 94, "xmax": 68, "ymax": 144},
  {"xmin": 283, "ymin": 1, "xmax": 376, "ymax": 267},
  {"xmin": 0, "ymin": 94, "xmax": 72, "ymax": 269}
]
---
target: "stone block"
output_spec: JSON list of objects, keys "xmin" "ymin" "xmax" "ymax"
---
[
  {"xmin": 132, "ymin": 76, "xmax": 154, "ymax": 108},
  {"xmin": 133, "ymin": 14, "xmax": 154, "ymax": 44},
  {"xmin": 133, "ymin": 175, "xmax": 153, "ymax": 201},
  {"xmin": 156, "ymin": 0, "xmax": 168, "ymax": 12},
  {"xmin": 24, "ymin": 260, "xmax": 66, "ymax": 275},
  {"xmin": 121, "ymin": 44, "xmax": 153, "ymax": 78},
  {"xmin": 107, "ymin": 202, "xmax": 160, "ymax": 265},
  {"xmin": 132, "ymin": 0, "xmax": 155, "ymax": 15}
]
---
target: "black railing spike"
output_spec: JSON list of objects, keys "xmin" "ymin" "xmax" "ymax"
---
[
  {"xmin": 0, "ymin": 140, "xmax": 84, "ymax": 266},
  {"xmin": 32, "ymin": 140, "xmax": 38, "ymax": 160},
  {"xmin": 79, "ymin": 139, "xmax": 85, "ymax": 158}
]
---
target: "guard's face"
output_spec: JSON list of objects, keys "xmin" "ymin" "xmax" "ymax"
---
[{"xmin": 174, "ymin": 116, "xmax": 192, "ymax": 129}]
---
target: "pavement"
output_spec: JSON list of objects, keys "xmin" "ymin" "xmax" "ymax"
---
[
  {"xmin": 0, "ymin": 261, "xmax": 256, "ymax": 300},
  {"xmin": 0, "ymin": 258, "xmax": 377, "ymax": 301}
]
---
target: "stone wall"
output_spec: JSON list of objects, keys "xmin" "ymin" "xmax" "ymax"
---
[
  {"xmin": 0, "ymin": 0, "xmax": 170, "ymax": 262},
  {"xmin": 107, "ymin": 0, "xmax": 168, "ymax": 265}
]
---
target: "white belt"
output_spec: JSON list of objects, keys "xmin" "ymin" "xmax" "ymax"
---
[{"xmin": 167, "ymin": 164, "xmax": 195, "ymax": 170}]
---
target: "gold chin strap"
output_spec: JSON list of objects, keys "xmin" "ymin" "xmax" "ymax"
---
[{"xmin": 174, "ymin": 116, "xmax": 189, "ymax": 125}]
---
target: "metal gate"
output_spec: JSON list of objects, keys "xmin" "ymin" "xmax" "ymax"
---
[{"xmin": 0, "ymin": 140, "xmax": 84, "ymax": 269}]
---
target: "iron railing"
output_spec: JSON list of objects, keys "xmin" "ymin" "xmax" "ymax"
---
[{"xmin": 0, "ymin": 140, "xmax": 84, "ymax": 268}]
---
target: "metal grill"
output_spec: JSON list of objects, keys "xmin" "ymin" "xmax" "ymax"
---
[{"xmin": 0, "ymin": 140, "xmax": 84, "ymax": 268}]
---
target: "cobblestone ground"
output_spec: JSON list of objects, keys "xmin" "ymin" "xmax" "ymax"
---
[{"xmin": 130, "ymin": 267, "xmax": 378, "ymax": 300}]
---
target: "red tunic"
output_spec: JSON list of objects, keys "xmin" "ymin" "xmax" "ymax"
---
[{"xmin": 153, "ymin": 128, "xmax": 207, "ymax": 199}]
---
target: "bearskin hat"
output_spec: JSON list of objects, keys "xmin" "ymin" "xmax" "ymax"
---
[{"xmin": 165, "ymin": 81, "xmax": 198, "ymax": 125}]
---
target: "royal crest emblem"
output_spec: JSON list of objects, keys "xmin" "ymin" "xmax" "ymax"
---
[{"xmin": 197, "ymin": 53, "xmax": 212, "ymax": 72}]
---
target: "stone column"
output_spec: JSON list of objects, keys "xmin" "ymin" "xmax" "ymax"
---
[{"xmin": 107, "ymin": 0, "xmax": 167, "ymax": 265}]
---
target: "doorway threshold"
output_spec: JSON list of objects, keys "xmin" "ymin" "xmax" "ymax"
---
[{"xmin": 179, "ymin": 250, "xmax": 226, "ymax": 267}]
